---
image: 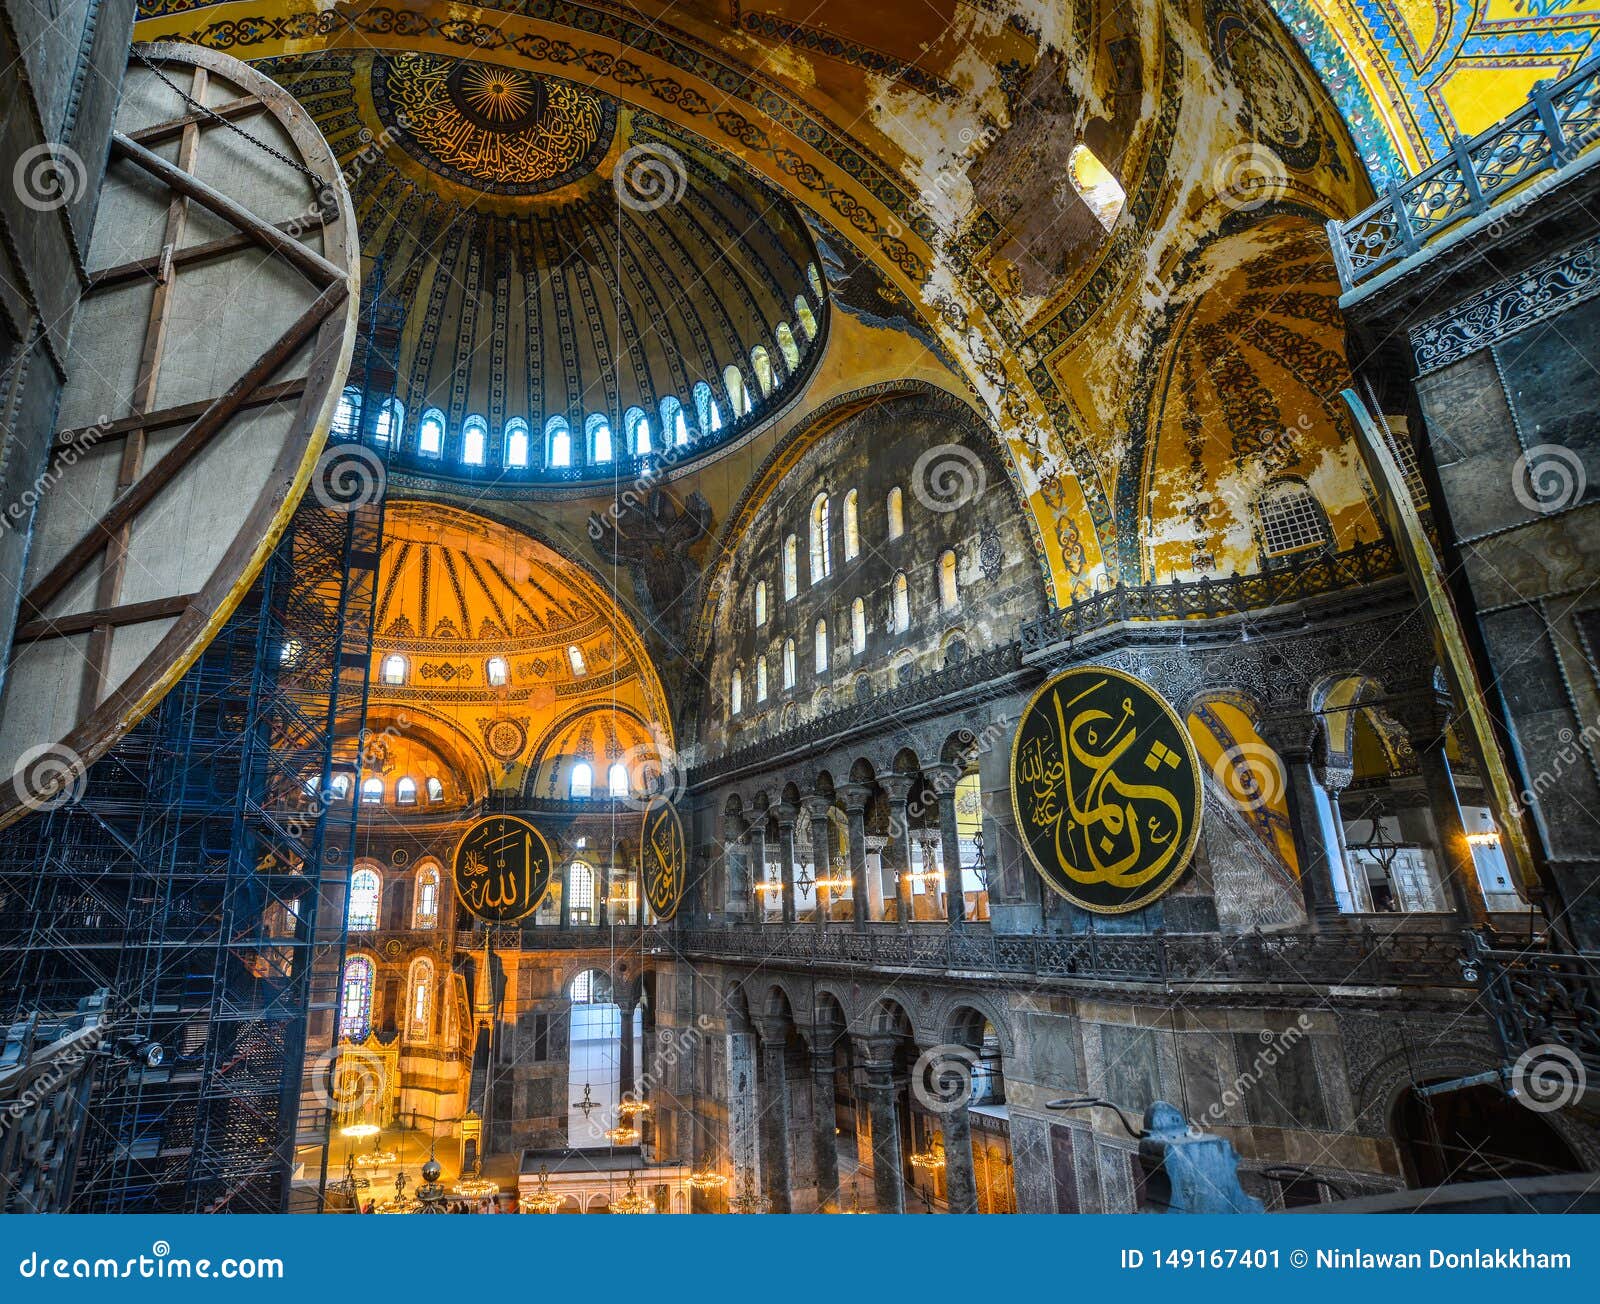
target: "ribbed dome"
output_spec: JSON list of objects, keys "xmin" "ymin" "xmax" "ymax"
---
[{"xmin": 261, "ymin": 50, "xmax": 828, "ymax": 482}]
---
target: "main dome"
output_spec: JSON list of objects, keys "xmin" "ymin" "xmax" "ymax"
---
[{"xmin": 260, "ymin": 50, "xmax": 828, "ymax": 486}]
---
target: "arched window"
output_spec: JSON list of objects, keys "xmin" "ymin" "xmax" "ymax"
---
[
  {"xmin": 407, "ymin": 957, "xmax": 434, "ymax": 1042},
  {"xmin": 892, "ymin": 571, "xmax": 910, "ymax": 633},
  {"xmin": 809, "ymin": 493, "xmax": 832, "ymax": 582},
  {"xmin": 939, "ymin": 549, "xmax": 960, "ymax": 610},
  {"xmin": 360, "ymin": 777, "xmax": 384, "ymax": 805},
  {"xmin": 425, "ymin": 776, "xmax": 444, "ymax": 803},
  {"xmin": 587, "ymin": 413, "xmax": 613, "ymax": 464},
  {"xmin": 608, "ymin": 761, "xmax": 629, "ymax": 797},
  {"xmin": 776, "ymin": 323, "xmax": 800, "ymax": 371},
  {"xmin": 380, "ymin": 654, "xmax": 406, "ymax": 685},
  {"xmin": 751, "ymin": 345, "xmax": 774, "ymax": 397},
  {"xmin": 417, "ymin": 408, "xmax": 445, "ymax": 457},
  {"xmin": 329, "ymin": 772, "xmax": 352, "ymax": 801},
  {"xmin": 693, "ymin": 381, "xmax": 722, "ymax": 435},
  {"xmin": 396, "ymin": 776, "xmax": 418, "ymax": 805},
  {"xmin": 754, "ymin": 580, "xmax": 768, "ymax": 627},
  {"xmin": 814, "ymin": 618, "xmax": 829, "ymax": 674},
  {"xmin": 756, "ymin": 655, "xmax": 769, "ymax": 702},
  {"xmin": 783, "ymin": 535, "xmax": 799, "ymax": 599},
  {"xmin": 570, "ymin": 761, "xmax": 594, "ymax": 799},
  {"xmin": 1258, "ymin": 480, "xmax": 1331, "ymax": 556},
  {"xmin": 624, "ymin": 406, "xmax": 651, "ymax": 457},
  {"xmin": 333, "ymin": 387, "xmax": 362, "ymax": 438},
  {"xmin": 486, "ymin": 656, "xmax": 509, "ymax": 686},
  {"xmin": 348, "ymin": 867, "xmax": 381, "ymax": 931},
  {"xmin": 546, "ymin": 417, "xmax": 572, "ymax": 469},
  {"xmin": 730, "ymin": 667, "xmax": 743, "ymax": 715},
  {"xmin": 1067, "ymin": 143, "xmax": 1126, "ymax": 232},
  {"xmin": 338, "ymin": 956, "xmax": 374, "ymax": 1040},
  {"xmin": 461, "ymin": 416, "xmax": 487, "ymax": 466},
  {"xmin": 851, "ymin": 597, "xmax": 867, "ymax": 655},
  {"xmin": 795, "ymin": 295, "xmax": 818, "ymax": 341},
  {"xmin": 414, "ymin": 865, "xmax": 440, "ymax": 929},
  {"xmin": 374, "ymin": 397, "xmax": 403, "ymax": 444},
  {"xmin": 568, "ymin": 862, "xmax": 596, "ymax": 924},
  {"xmin": 503, "ymin": 418, "xmax": 530, "ymax": 468},
  {"xmin": 782, "ymin": 638, "xmax": 796, "ymax": 689},
  {"xmin": 660, "ymin": 396, "xmax": 689, "ymax": 447},
  {"xmin": 843, "ymin": 489, "xmax": 860, "ymax": 561},
  {"xmin": 723, "ymin": 365, "xmax": 750, "ymax": 417},
  {"xmin": 887, "ymin": 486, "xmax": 905, "ymax": 540},
  {"xmin": 567, "ymin": 645, "xmax": 587, "ymax": 677}
]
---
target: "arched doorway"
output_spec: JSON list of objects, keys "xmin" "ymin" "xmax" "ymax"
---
[{"xmin": 1393, "ymin": 1082, "xmax": 1583, "ymax": 1187}]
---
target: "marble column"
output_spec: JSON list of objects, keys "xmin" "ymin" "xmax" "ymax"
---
[
  {"xmin": 1260, "ymin": 713, "xmax": 1342, "ymax": 925},
  {"xmin": 775, "ymin": 802, "xmax": 799, "ymax": 925},
  {"xmin": 1396, "ymin": 691, "xmax": 1487, "ymax": 925},
  {"xmin": 934, "ymin": 765, "xmax": 967, "ymax": 927},
  {"xmin": 753, "ymin": 1017, "xmax": 793, "ymax": 1212},
  {"xmin": 558, "ymin": 850, "xmax": 572, "ymax": 929},
  {"xmin": 807, "ymin": 1034, "xmax": 843, "ymax": 1210},
  {"xmin": 880, "ymin": 774, "xmax": 916, "ymax": 927},
  {"xmin": 855, "ymin": 1035, "xmax": 905, "ymax": 1213},
  {"xmin": 937, "ymin": 1098, "xmax": 979, "ymax": 1214},
  {"xmin": 595, "ymin": 857, "xmax": 610, "ymax": 928},
  {"xmin": 802, "ymin": 795, "xmax": 833, "ymax": 931},
  {"xmin": 747, "ymin": 821, "xmax": 769, "ymax": 922},
  {"xmin": 841, "ymin": 783, "xmax": 872, "ymax": 927},
  {"xmin": 727, "ymin": 815, "xmax": 751, "ymax": 918},
  {"xmin": 617, "ymin": 993, "xmax": 637, "ymax": 1101}
]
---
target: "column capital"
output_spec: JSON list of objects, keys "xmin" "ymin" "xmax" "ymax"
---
[
  {"xmin": 800, "ymin": 794, "xmax": 833, "ymax": 822},
  {"xmin": 772, "ymin": 801, "xmax": 799, "ymax": 828},
  {"xmin": 1256, "ymin": 711, "xmax": 1320, "ymax": 761},
  {"xmin": 839, "ymin": 783, "xmax": 872, "ymax": 813},
  {"xmin": 851, "ymin": 1032, "xmax": 903, "ymax": 1070},
  {"xmin": 1389, "ymin": 689, "xmax": 1453, "ymax": 748},
  {"xmin": 926, "ymin": 762, "xmax": 964, "ymax": 794},
  {"xmin": 751, "ymin": 1015, "xmax": 791, "ymax": 1048},
  {"xmin": 879, "ymin": 773, "xmax": 916, "ymax": 805}
]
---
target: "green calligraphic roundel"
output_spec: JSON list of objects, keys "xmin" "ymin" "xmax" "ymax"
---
[
  {"xmin": 451, "ymin": 814, "xmax": 553, "ymax": 924},
  {"xmin": 1010, "ymin": 666, "xmax": 1203, "ymax": 914},
  {"xmin": 640, "ymin": 797, "xmax": 687, "ymax": 921}
]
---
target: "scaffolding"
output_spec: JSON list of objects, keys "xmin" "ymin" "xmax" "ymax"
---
[{"xmin": 0, "ymin": 268, "xmax": 401, "ymax": 1213}]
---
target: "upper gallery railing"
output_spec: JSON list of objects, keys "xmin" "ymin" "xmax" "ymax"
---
[
  {"xmin": 1464, "ymin": 930, "xmax": 1600, "ymax": 1075},
  {"xmin": 1328, "ymin": 51, "xmax": 1600, "ymax": 295}
]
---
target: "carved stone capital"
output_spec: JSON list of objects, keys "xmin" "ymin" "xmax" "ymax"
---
[
  {"xmin": 1256, "ymin": 712, "xmax": 1321, "ymax": 762},
  {"xmin": 878, "ymin": 773, "xmax": 916, "ymax": 806},
  {"xmin": 1389, "ymin": 690, "xmax": 1453, "ymax": 749},
  {"xmin": 839, "ymin": 783, "xmax": 873, "ymax": 815},
  {"xmin": 799, "ymin": 794, "xmax": 833, "ymax": 822},
  {"xmin": 772, "ymin": 801, "xmax": 799, "ymax": 828}
]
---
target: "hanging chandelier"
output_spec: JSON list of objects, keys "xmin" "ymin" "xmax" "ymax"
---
[
  {"xmin": 686, "ymin": 1168, "xmax": 727, "ymax": 1192},
  {"xmin": 521, "ymin": 1164, "xmax": 562, "ymax": 1214},
  {"xmin": 612, "ymin": 1172, "xmax": 651, "ymax": 1214},
  {"xmin": 604, "ymin": 1124, "xmax": 641, "ymax": 1145},
  {"xmin": 728, "ymin": 1172, "xmax": 769, "ymax": 1214},
  {"xmin": 451, "ymin": 1159, "xmax": 499, "ymax": 1199},
  {"xmin": 615, "ymin": 1098, "xmax": 652, "ymax": 1120}
]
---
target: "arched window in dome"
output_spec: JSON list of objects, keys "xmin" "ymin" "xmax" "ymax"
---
[
  {"xmin": 360, "ymin": 777, "xmax": 384, "ymax": 805},
  {"xmin": 1067, "ymin": 143, "xmax": 1125, "ymax": 232},
  {"xmin": 887, "ymin": 486, "xmax": 905, "ymax": 540},
  {"xmin": 809, "ymin": 493, "xmax": 832, "ymax": 582},
  {"xmin": 851, "ymin": 597, "xmax": 867, "ymax": 655},
  {"xmin": 892, "ymin": 571, "xmax": 911, "ymax": 633},
  {"xmin": 545, "ymin": 417, "xmax": 572, "ymax": 469},
  {"xmin": 338, "ymin": 956, "xmax": 374, "ymax": 1040},
  {"xmin": 461, "ymin": 416, "xmax": 487, "ymax": 466},
  {"xmin": 723, "ymin": 365, "xmax": 751, "ymax": 418},
  {"xmin": 624, "ymin": 406, "xmax": 651, "ymax": 457},
  {"xmin": 330, "ymin": 773, "xmax": 351, "ymax": 802},
  {"xmin": 754, "ymin": 580, "xmax": 767, "ymax": 627},
  {"xmin": 608, "ymin": 761, "xmax": 628, "ymax": 797},
  {"xmin": 567, "ymin": 645, "xmax": 587, "ymax": 677},
  {"xmin": 795, "ymin": 295, "xmax": 818, "ymax": 342},
  {"xmin": 783, "ymin": 534, "xmax": 799, "ymax": 600},
  {"xmin": 570, "ymin": 762, "xmax": 594, "ymax": 799},
  {"xmin": 730, "ymin": 667, "xmax": 743, "ymax": 716},
  {"xmin": 692, "ymin": 382, "xmax": 722, "ymax": 435},
  {"xmin": 587, "ymin": 413, "xmax": 613, "ymax": 464},
  {"xmin": 755, "ymin": 655, "xmax": 768, "ymax": 702},
  {"xmin": 939, "ymin": 549, "xmax": 960, "ymax": 610},
  {"xmin": 407, "ymin": 957, "xmax": 434, "ymax": 1043},
  {"xmin": 814, "ymin": 618, "xmax": 829, "ymax": 674},
  {"xmin": 374, "ymin": 397, "xmax": 403, "ymax": 444},
  {"xmin": 504, "ymin": 419, "xmax": 530, "ymax": 468},
  {"xmin": 348, "ymin": 867, "xmax": 380, "ymax": 931},
  {"xmin": 751, "ymin": 346, "xmax": 774, "ymax": 398},
  {"xmin": 414, "ymin": 864, "xmax": 440, "ymax": 929},
  {"xmin": 396, "ymin": 776, "xmax": 417, "ymax": 805},
  {"xmin": 1257, "ymin": 479, "xmax": 1331, "ymax": 557},
  {"xmin": 486, "ymin": 656, "xmax": 509, "ymax": 686},
  {"xmin": 776, "ymin": 323, "xmax": 800, "ymax": 371},
  {"xmin": 843, "ymin": 489, "xmax": 860, "ymax": 561},
  {"xmin": 807, "ymin": 263, "xmax": 823, "ymax": 298},
  {"xmin": 418, "ymin": 408, "xmax": 445, "ymax": 457},
  {"xmin": 425, "ymin": 776, "xmax": 444, "ymax": 804},
  {"xmin": 333, "ymin": 387, "xmax": 361, "ymax": 438},
  {"xmin": 660, "ymin": 396, "xmax": 690, "ymax": 447},
  {"xmin": 782, "ymin": 638, "xmax": 796, "ymax": 690},
  {"xmin": 380, "ymin": 654, "xmax": 406, "ymax": 685}
]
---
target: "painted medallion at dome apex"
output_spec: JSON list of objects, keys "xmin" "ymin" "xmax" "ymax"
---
[{"xmin": 373, "ymin": 52, "xmax": 616, "ymax": 195}]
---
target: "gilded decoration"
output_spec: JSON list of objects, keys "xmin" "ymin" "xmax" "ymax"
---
[
  {"xmin": 452, "ymin": 814, "xmax": 553, "ymax": 923},
  {"xmin": 640, "ymin": 797, "xmax": 687, "ymax": 921},
  {"xmin": 373, "ymin": 51, "xmax": 615, "ymax": 195}
]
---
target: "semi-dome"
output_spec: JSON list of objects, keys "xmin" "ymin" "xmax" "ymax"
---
[{"xmin": 261, "ymin": 49, "xmax": 827, "ymax": 485}]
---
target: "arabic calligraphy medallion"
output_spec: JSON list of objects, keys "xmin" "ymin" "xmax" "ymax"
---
[
  {"xmin": 1009, "ymin": 666, "xmax": 1202, "ymax": 914},
  {"xmin": 452, "ymin": 814, "xmax": 553, "ymax": 924},
  {"xmin": 640, "ymin": 797, "xmax": 686, "ymax": 921}
]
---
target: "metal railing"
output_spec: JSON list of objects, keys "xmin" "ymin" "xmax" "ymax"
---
[
  {"xmin": 1329, "ymin": 51, "xmax": 1600, "ymax": 294},
  {"xmin": 1465, "ymin": 931, "xmax": 1600, "ymax": 1072}
]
